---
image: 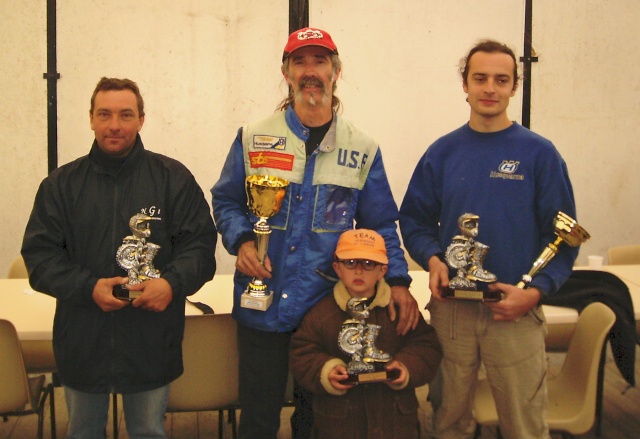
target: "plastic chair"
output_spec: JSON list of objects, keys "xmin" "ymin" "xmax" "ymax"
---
[
  {"xmin": 473, "ymin": 302, "xmax": 616, "ymax": 438},
  {"xmin": 7, "ymin": 256, "xmax": 28, "ymax": 279},
  {"xmin": 607, "ymin": 244, "xmax": 640, "ymax": 265},
  {"xmin": 7, "ymin": 255, "xmax": 59, "ymax": 381},
  {"xmin": 166, "ymin": 314, "xmax": 240, "ymax": 438},
  {"xmin": 0, "ymin": 319, "xmax": 56, "ymax": 439}
]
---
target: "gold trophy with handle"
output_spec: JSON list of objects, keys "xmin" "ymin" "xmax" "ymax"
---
[
  {"xmin": 241, "ymin": 175, "xmax": 289, "ymax": 311},
  {"xmin": 517, "ymin": 211, "xmax": 590, "ymax": 288}
]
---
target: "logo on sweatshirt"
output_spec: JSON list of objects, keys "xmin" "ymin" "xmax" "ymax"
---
[{"xmin": 490, "ymin": 160, "xmax": 524, "ymax": 180}]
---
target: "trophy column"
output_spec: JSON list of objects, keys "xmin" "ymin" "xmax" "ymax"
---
[{"xmin": 241, "ymin": 175, "xmax": 289, "ymax": 311}]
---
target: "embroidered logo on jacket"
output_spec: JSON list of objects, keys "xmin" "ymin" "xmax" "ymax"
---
[
  {"xmin": 249, "ymin": 151, "xmax": 294, "ymax": 171},
  {"xmin": 140, "ymin": 206, "xmax": 162, "ymax": 216},
  {"xmin": 253, "ymin": 135, "xmax": 286, "ymax": 150},
  {"xmin": 490, "ymin": 160, "xmax": 524, "ymax": 180}
]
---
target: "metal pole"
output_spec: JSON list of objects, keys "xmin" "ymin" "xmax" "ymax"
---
[
  {"xmin": 289, "ymin": 0, "xmax": 309, "ymax": 33},
  {"xmin": 44, "ymin": 0, "xmax": 60, "ymax": 173},
  {"xmin": 520, "ymin": 0, "xmax": 538, "ymax": 129}
]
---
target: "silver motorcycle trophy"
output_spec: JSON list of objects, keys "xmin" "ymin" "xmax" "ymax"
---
[
  {"xmin": 516, "ymin": 211, "xmax": 590, "ymax": 288},
  {"xmin": 113, "ymin": 213, "xmax": 162, "ymax": 301},
  {"xmin": 338, "ymin": 297, "xmax": 400, "ymax": 385},
  {"xmin": 241, "ymin": 175, "xmax": 289, "ymax": 311},
  {"xmin": 443, "ymin": 213, "xmax": 501, "ymax": 301}
]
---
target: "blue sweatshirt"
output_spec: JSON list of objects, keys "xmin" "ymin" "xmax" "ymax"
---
[{"xmin": 400, "ymin": 122, "xmax": 578, "ymax": 296}]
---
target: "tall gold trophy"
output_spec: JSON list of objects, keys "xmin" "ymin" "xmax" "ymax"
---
[
  {"xmin": 517, "ymin": 211, "xmax": 590, "ymax": 288},
  {"xmin": 241, "ymin": 175, "xmax": 289, "ymax": 311}
]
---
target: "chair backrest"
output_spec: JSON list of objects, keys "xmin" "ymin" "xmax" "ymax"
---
[
  {"xmin": 0, "ymin": 319, "xmax": 31, "ymax": 413},
  {"xmin": 549, "ymin": 302, "xmax": 615, "ymax": 433},
  {"xmin": 607, "ymin": 244, "xmax": 640, "ymax": 265},
  {"xmin": 7, "ymin": 256, "xmax": 28, "ymax": 279},
  {"xmin": 166, "ymin": 314, "xmax": 239, "ymax": 412}
]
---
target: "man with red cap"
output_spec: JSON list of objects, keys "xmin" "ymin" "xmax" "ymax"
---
[{"xmin": 212, "ymin": 27, "xmax": 420, "ymax": 439}]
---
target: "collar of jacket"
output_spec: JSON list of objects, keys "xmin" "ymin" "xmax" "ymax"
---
[
  {"xmin": 89, "ymin": 134, "xmax": 145, "ymax": 175},
  {"xmin": 333, "ymin": 278, "xmax": 391, "ymax": 312},
  {"xmin": 284, "ymin": 105, "xmax": 338, "ymax": 153}
]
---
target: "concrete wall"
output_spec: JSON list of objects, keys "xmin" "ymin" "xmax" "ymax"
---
[
  {"xmin": 2, "ymin": 0, "xmax": 639, "ymax": 278},
  {"xmin": 1, "ymin": 1, "xmax": 48, "ymax": 276}
]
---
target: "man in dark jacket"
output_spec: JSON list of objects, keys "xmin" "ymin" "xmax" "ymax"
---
[{"xmin": 21, "ymin": 77, "xmax": 217, "ymax": 438}]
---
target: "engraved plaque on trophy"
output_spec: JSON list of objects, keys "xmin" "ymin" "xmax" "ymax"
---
[
  {"xmin": 241, "ymin": 175, "xmax": 289, "ymax": 311},
  {"xmin": 442, "ymin": 213, "xmax": 501, "ymax": 301},
  {"xmin": 516, "ymin": 211, "xmax": 590, "ymax": 288},
  {"xmin": 338, "ymin": 297, "xmax": 400, "ymax": 385},
  {"xmin": 113, "ymin": 213, "xmax": 162, "ymax": 301}
]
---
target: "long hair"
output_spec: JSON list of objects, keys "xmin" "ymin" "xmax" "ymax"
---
[{"xmin": 276, "ymin": 54, "xmax": 342, "ymax": 113}]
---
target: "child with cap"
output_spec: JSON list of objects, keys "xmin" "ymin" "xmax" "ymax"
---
[{"xmin": 289, "ymin": 229, "xmax": 442, "ymax": 439}]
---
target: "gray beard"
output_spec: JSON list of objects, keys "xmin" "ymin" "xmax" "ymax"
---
[{"xmin": 295, "ymin": 89, "xmax": 329, "ymax": 107}]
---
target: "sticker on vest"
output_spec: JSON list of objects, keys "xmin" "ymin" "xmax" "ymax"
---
[
  {"xmin": 249, "ymin": 151, "xmax": 295, "ymax": 171},
  {"xmin": 253, "ymin": 135, "xmax": 286, "ymax": 150}
]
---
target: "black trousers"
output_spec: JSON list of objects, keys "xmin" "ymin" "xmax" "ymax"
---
[{"xmin": 237, "ymin": 323, "xmax": 313, "ymax": 439}]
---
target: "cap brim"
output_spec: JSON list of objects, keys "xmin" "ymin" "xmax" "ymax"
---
[
  {"xmin": 335, "ymin": 250, "xmax": 388, "ymax": 265},
  {"xmin": 282, "ymin": 45, "xmax": 338, "ymax": 62}
]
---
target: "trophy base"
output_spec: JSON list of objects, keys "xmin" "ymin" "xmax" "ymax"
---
[
  {"xmin": 241, "ymin": 292, "xmax": 273, "ymax": 311},
  {"xmin": 443, "ymin": 288, "xmax": 502, "ymax": 302},
  {"xmin": 342, "ymin": 368, "xmax": 401, "ymax": 385},
  {"xmin": 112, "ymin": 285, "xmax": 142, "ymax": 301}
]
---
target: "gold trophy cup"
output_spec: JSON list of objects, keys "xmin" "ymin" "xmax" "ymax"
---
[
  {"xmin": 517, "ymin": 211, "xmax": 590, "ymax": 288},
  {"xmin": 241, "ymin": 175, "xmax": 289, "ymax": 311}
]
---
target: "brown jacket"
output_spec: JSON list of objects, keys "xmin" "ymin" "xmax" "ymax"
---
[{"xmin": 289, "ymin": 280, "xmax": 442, "ymax": 439}]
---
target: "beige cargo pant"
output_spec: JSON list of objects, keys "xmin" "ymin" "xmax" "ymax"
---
[{"xmin": 427, "ymin": 299, "xmax": 550, "ymax": 439}]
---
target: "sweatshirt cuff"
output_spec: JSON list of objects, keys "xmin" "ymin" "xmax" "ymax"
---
[
  {"xmin": 386, "ymin": 277, "xmax": 411, "ymax": 288},
  {"xmin": 234, "ymin": 232, "xmax": 255, "ymax": 254}
]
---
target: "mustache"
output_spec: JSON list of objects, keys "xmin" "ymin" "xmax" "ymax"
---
[{"xmin": 299, "ymin": 77, "xmax": 325, "ymax": 90}]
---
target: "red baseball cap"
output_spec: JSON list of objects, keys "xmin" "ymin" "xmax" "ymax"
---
[{"xmin": 282, "ymin": 27, "xmax": 338, "ymax": 62}]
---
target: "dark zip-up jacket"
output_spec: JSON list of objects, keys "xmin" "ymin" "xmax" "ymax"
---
[{"xmin": 21, "ymin": 136, "xmax": 217, "ymax": 393}]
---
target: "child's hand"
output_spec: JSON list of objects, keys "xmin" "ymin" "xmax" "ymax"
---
[
  {"xmin": 385, "ymin": 360, "xmax": 408, "ymax": 387},
  {"xmin": 329, "ymin": 364, "xmax": 354, "ymax": 391}
]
